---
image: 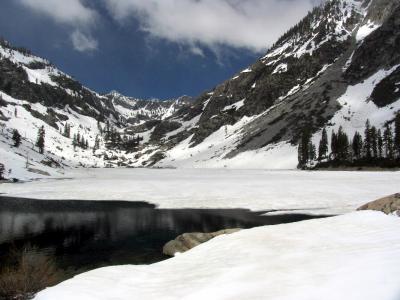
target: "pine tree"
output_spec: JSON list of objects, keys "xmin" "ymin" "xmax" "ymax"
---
[
  {"xmin": 352, "ymin": 131, "xmax": 363, "ymax": 160},
  {"xmin": 330, "ymin": 130, "xmax": 338, "ymax": 160},
  {"xmin": 383, "ymin": 124, "xmax": 394, "ymax": 159},
  {"xmin": 309, "ymin": 143, "xmax": 316, "ymax": 162},
  {"xmin": 394, "ymin": 113, "xmax": 400, "ymax": 158},
  {"xmin": 36, "ymin": 126, "xmax": 45, "ymax": 154},
  {"xmin": 93, "ymin": 135, "xmax": 100, "ymax": 153},
  {"xmin": 0, "ymin": 163, "xmax": 5, "ymax": 180},
  {"xmin": 377, "ymin": 129, "xmax": 383, "ymax": 158},
  {"xmin": 318, "ymin": 128, "xmax": 328, "ymax": 161},
  {"xmin": 336, "ymin": 126, "xmax": 349, "ymax": 161},
  {"xmin": 12, "ymin": 129, "xmax": 21, "ymax": 147},
  {"xmin": 364, "ymin": 119, "xmax": 372, "ymax": 159},
  {"xmin": 63, "ymin": 123, "xmax": 71, "ymax": 138},
  {"xmin": 298, "ymin": 127, "xmax": 314, "ymax": 168},
  {"xmin": 72, "ymin": 134, "xmax": 78, "ymax": 150},
  {"xmin": 371, "ymin": 126, "xmax": 378, "ymax": 158}
]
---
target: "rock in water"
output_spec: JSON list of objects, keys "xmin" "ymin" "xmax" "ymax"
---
[
  {"xmin": 357, "ymin": 193, "xmax": 400, "ymax": 216},
  {"xmin": 163, "ymin": 229, "xmax": 241, "ymax": 256}
]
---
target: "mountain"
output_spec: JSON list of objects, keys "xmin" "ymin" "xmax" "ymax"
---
[
  {"xmin": 0, "ymin": 39, "xmax": 190, "ymax": 179},
  {"xmin": 1, "ymin": 0, "xmax": 399, "ymax": 179},
  {"xmin": 105, "ymin": 91, "xmax": 192, "ymax": 124},
  {"xmin": 132, "ymin": 0, "xmax": 400, "ymax": 169}
]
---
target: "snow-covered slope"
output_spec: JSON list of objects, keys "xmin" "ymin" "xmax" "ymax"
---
[{"xmin": 34, "ymin": 211, "xmax": 400, "ymax": 300}]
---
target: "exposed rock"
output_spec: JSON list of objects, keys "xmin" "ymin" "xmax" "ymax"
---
[
  {"xmin": 357, "ymin": 193, "xmax": 400, "ymax": 215},
  {"xmin": 163, "ymin": 228, "xmax": 241, "ymax": 256}
]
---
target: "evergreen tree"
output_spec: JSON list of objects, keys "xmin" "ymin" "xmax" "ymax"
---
[
  {"xmin": 63, "ymin": 123, "xmax": 71, "ymax": 138},
  {"xmin": 394, "ymin": 113, "xmax": 400, "ymax": 158},
  {"xmin": 298, "ymin": 127, "xmax": 314, "ymax": 168},
  {"xmin": 0, "ymin": 163, "xmax": 5, "ymax": 180},
  {"xmin": 309, "ymin": 143, "xmax": 317, "ymax": 162},
  {"xmin": 318, "ymin": 128, "xmax": 328, "ymax": 161},
  {"xmin": 377, "ymin": 129, "xmax": 383, "ymax": 158},
  {"xmin": 36, "ymin": 126, "xmax": 45, "ymax": 154},
  {"xmin": 352, "ymin": 131, "xmax": 363, "ymax": 160},
  {"xmin": 371, "ymin": 126, "xmax": 378, "ymax": 158},
  {"xmin": 383, "ymin": 124, "xmax": 394, "ymax": 159},
  {"xmin": 12, "ymin": 129, "xmax": 21, "ymax": 147},
  {"xmin": 93, "ymin": 135, "xmax": 100, "ymax": 153},
  {"xmin": 364, "ymin": 119, "xmax": 372, "ymax": 159},
  {"xmin": 72, "ymin": 134, "xmax": 78, "ymax": 150},
  {"xmin": 330, "ymin": 130, "xmax": 338, "ymax": 160},
  {"xmin": 105, "ymin": 121, "xmax": 110, "ymax": 139},
  {"xmin": 336, "ymin": 126, "xmax": 349, "ymax": 161}
]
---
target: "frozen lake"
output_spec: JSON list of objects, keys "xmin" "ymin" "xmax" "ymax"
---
[{"xmin": 1, "ymin": 168, "xmax": 399, "ymax": 215}]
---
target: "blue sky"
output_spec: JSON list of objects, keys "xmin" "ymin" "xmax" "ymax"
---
[{"xmin": 0, "ymin": 0, "xmax": 321, "ymax": 99}]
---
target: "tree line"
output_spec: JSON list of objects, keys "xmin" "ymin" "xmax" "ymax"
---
[{"xmin": 298, "ymin": 114, "xmax": 400, "ymax": 169}]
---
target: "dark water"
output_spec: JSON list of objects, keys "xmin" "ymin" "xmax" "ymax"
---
[{"xmin": 0, "ymin": 196, "xmax": 327, "ymax": 277}]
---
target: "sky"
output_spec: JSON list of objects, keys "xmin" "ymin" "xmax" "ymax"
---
[{"xmin": 0, "ymin": 0, "xmax": 323, "ymax": 99}]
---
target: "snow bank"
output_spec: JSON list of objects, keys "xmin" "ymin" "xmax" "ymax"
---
[
  {"xmin": 1, "ymin": 168, "xmax": 399, "ymax": 215},
  {"xmin": 35, "ymin": 211, "xmax": 400, "ymax": 300}
]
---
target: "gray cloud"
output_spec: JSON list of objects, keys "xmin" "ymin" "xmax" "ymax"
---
[{"xmin": 103, "ymin": 0, "xmax": 323, "ymax": 53}]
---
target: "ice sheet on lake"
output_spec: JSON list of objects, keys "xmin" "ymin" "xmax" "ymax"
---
[{"xmin": 1, "ymin": 168, "xmax": 399, "ymax": 215}]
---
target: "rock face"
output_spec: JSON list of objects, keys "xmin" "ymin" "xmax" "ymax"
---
[
  {"xmin": 357, "ymin": 193, "xmax": 400, "ymax": 215},
  {"xmin": 163, "ymin": 229, "xmax": 241, "ymax": 256}
]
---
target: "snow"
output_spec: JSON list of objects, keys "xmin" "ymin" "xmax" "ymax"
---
[
  {"xmin": 222, "ymin": 99, "xmax": 245, "ymax": 111},
  {"xmin": 35, "ymin": 211, "xmax": 400, "ymax": 300},
  {"xmin": 240, "ymin": 68, "xmax": 252, "ymax": 73},
  {"xmin": 156, "ymin": 115, "xmax": 259, "ymax": 169},
  {"xmin": 356, "ymin": 21, "xmax": 380, "ymax": 42},
  {"xmin": 1, "ymin": 168, "xmax": 399, "ymax": 215},
  {"xmin": 312, "ymin": 66, "xmax": 400, "ymax": 146},
  {"xmin": 272, "ymin": 63, "xmax": 288, "ymax": 74},
  {"xmin": 23, "ymin": 66, "xmax": 59, "ymax": 86},
  {"xmin": 0, "ymin": 45, "xmax": 47, "ymax": 65}
]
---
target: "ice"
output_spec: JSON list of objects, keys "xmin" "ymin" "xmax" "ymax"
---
[{"xmin": 1, "ymin": 168, "xmax": 399, "ymax": 215}]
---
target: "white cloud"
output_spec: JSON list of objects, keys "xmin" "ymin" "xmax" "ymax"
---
[
  {"xmin": 71, "ymin": 30, "xmax": 98, "ymax": 52},
  {"xmin": 103, "ymin": 0, "xmax": 321, "ymax": 53},
  {"xmin": 18, "ymin": 0, "xmax": 98, "ymax": 52},
  {"xmin": 18, "ymin": 0, "xmax": 97, "ymax": 26}
]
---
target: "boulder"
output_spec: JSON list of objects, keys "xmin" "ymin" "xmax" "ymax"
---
[
  {"xmin": 357, "ymin": 193, "xmax": 400, "ymax": 216},
  {"xmin": 163, "ymin": 229, "xmax": 241, "ymax": 256}
]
